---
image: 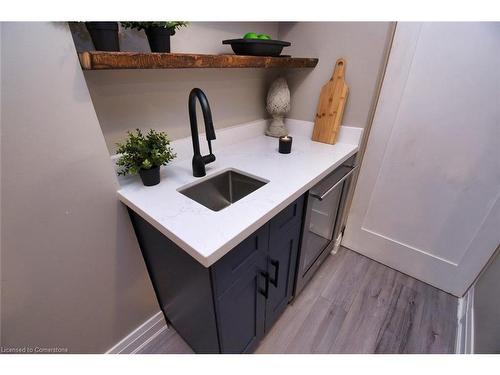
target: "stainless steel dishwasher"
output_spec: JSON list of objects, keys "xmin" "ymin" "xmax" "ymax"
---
[{"xmin": 294, "ymin": 154, "xmax": 358, "ymax": 297}]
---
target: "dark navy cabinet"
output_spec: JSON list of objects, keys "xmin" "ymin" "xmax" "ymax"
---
[
  {"xmin": 128, "ymin": 194, "xmax": 305, "ymax": 353},
  {"xmin": 212, "ymin": 224, "xmax": 269, "ymax": 353},
  {"xmin": 214, "ymin": 258, "xmax": 267, "ymax": 353},
  {"xmin": 265, "ymin": 196, "xmax": 304, "ymax": 331}
]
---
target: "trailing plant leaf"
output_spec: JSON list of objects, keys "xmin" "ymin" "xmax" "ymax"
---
[{"xmin": 116, "ymin": 129, "xmax": 176, "ymax": 176}]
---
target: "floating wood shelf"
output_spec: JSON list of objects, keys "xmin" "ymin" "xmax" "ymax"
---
[{"xmin": 78, "ymin": 51, "xmax": 319, "ymax": 70}]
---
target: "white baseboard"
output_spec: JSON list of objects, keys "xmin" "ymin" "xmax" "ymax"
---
[
  {"xmin": 106, "ymin": 311, "xmax": 168, "ymax": 354},
  {"xmin": 455, "ymin": 287, "xmax": 474, "ymax": 354}
]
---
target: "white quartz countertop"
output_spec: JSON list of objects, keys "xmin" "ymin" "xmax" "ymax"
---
[{"xmin": 117, "ymin": 119, "xmax": 362, "ymax": 267}]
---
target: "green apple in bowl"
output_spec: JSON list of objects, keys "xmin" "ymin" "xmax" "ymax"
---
[
  {"xmin": 257, "ymin": 34, "xmax": 271, "ymax": 40},
  {"xmin": 243, "ymin": 32, "xmax": 259, "ymax": 39}
]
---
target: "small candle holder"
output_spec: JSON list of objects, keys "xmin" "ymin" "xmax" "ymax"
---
[{"xmin": 279, "ymin": 135, "xmax": 293, "ymax": 154}]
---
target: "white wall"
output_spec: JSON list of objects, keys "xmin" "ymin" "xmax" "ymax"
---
[
  {"xmin": 70, "ymin": 22, "xmax": 280, "ymax": 153},
  {"xmin": 277, "ymin": 22, "xmax": 394, "ymax": 128},
  {"xmin": 1, "ymin": 22, "xmax": 158, "ymax": 353}
]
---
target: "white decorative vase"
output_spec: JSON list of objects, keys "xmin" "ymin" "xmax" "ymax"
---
[{"xmin": 266, "ymin": 77, "xmax": 290, "ymax": 137}]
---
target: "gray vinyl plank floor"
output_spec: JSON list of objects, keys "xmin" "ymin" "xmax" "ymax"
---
[{"xmin": 138, "ymin": 247, "xmax": 457, "ymax": 354}]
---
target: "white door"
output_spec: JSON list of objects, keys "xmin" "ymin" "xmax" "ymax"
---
[{"xmin": 343, "ymin": 22, "xmax": 500, "ymax": 297}]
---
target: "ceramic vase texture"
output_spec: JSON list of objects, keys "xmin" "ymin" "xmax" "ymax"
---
[{"xmin": 266, "ymin": 77, "xmax": 290, "ymax": 137}]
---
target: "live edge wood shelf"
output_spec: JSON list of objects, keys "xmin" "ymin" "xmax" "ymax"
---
[{"xmin": 78, "ymin": 51, "xmax": 319, "ymax": 70}]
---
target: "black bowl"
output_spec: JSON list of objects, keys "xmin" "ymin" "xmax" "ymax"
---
[{"xmin": 222, "ymin": 38, "xmax": 291, "ymax": 57}]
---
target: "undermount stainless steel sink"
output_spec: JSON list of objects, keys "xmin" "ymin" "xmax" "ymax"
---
[{"xmin": 178, "ymin": 169, "xmax": 269, "ymax": 212}]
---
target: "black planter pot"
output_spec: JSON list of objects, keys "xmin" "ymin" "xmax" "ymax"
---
[
  {"xmin": 145, "ymin": 27, "xmax": 174, "ymax": 53},
  {"xmin": 139, "ymin": 166, "xmax": 161, "ymax": 186},
  {"xmin": 85, "ymin": 22, "xmax": 120, "ymax": 51}
]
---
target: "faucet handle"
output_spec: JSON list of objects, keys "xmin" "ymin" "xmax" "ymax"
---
[{"xmin": 202, "ymin": 154, "xmax": 216, "ymax": 164}]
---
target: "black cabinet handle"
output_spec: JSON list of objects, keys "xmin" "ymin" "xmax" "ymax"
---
[
  {"xmin": 258, "ymin": 271, "xmax": 269, "ymax": 299},
  {"xmin": 270, "ymin": 259, "xmax": 280, "ymax": 288}
]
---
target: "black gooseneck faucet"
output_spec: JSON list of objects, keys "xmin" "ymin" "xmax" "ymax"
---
[{"xmin": 188, "ymin": 88, "xmax": 216, "ymax": 177}]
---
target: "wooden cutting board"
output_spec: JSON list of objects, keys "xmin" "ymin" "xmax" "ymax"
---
[{"xmin": 312, "ymin": 58, "xmax": 349, "ymax": 144}]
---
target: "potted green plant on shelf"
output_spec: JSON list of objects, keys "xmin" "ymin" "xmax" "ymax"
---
[
  {"xmin": 85, "ymin": 22, "xmax": 120, "ymax": 51},
  {"xmin": 121, "ymin": 22, "xmax": 189, "ymax": 53},
  {"xmin": 116, "ymin": 129, "xmax": 176, "ymax": 187}
]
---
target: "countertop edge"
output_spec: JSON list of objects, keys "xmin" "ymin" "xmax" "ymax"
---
[{"xmin": 118, "ymin": 192, "xmax": 214, "ymax": 267}]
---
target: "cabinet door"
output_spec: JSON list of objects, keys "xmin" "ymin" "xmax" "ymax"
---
[
  {"xmin": 214, "ymin": 259, "xmax": 267, "ymax": 353},
  {"xmin": 212, "ymin": 225, "xmax": 269, "ymax": 353},
  {"xmin": 265, "ymin": 196, "xmax": 304, "ymax": 332}
]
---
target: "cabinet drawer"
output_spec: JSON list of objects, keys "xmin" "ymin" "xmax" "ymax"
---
[
  {"xmin": 211, "ymin": 224, "xmax": 269, "ymax": 296},
  {"xmin": 270, "ymin": 195, "xmax": 305, "ymax": 234}
]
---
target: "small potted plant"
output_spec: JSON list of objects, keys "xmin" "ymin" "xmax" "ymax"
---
[
  {"xmin": 85, "ymin": 22, "xmax": 120, "ymax": 51},
  {"xmin": 116, "ymin": 129, "xmax": 176, "ymax": 186},
  {"xmin": 121, "ymin": 22, "xmax": 188, "ymax": 52}
]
